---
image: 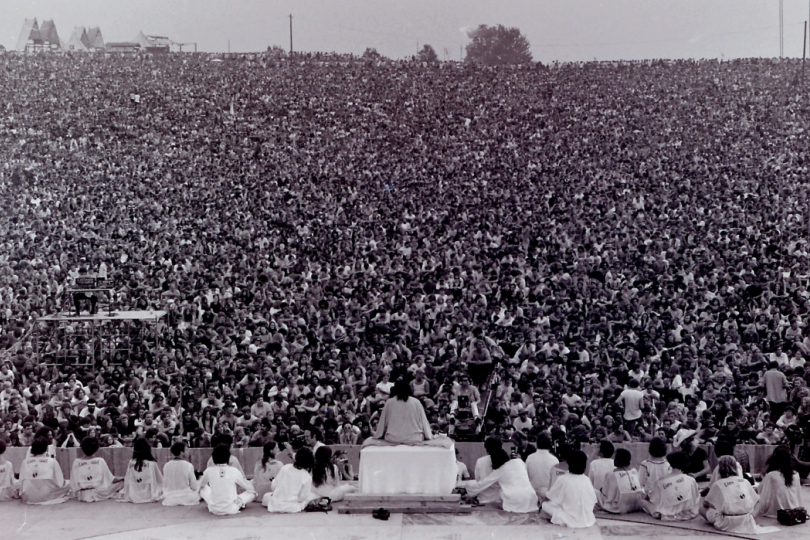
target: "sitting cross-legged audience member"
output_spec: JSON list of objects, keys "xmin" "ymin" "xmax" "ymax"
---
[
  {"xmin": 252, "ymin": 441, "xmax": 284, "ymax": 501},
  {"xmin": 162, "ymin": 441, "xmax": 200, "ymax": 506},
  {"xmin": 754, "ymin": 445, "xmax": 804, "ymax": 518},
  {"xmin": 526, "ymin": 432, "xmax": 559, "ymax": 503},
  {"xmin": 462, "ymin": 437, "xmax": 538, "ymax": 513},
  {"xmin": 702, "ymin": 456, "xmax": 778, "ymax": 534},
  {"xmin": 70, "ymin": 436, "xmax": 123, "ymax": 502},
  {"xmin": 598, "ymin": 448, "xmax": 643, "ymax": 514},
  {"xmin": 19, "ymin": 437, "xmax": 71, "ymax": 504},
  {"xmin": 264, "ymin": 447, "xmax": 317, "ymax": 513},
  {"xmin": 0, "ymin": 440, "xmax": 19, "ymax": 501},
  {"xmin": 118, "ymin": 437, "xmax": 163, "ymax": 503},
  {"xmin": 638, "ymin": 437, "xmax": 671, "ymax": 495},
  {"xmin": 640, "ymin": 451, "xmax": 700, "ymax": 521},
  {"xmin": 199, "ymin": 444, "xmax": 256, "ymax": 515},
  {"xmin": 540, "ymin": 450, "xmax": 597, "ymax": 528},
  {"xmin": 588, "ymin": 440, "xmax": 615, "ymax": 496}
]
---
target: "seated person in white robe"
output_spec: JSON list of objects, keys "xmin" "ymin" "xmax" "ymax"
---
[
  {"xmin": 540, "ymin": 450, "xmax": 597, "ymax": 528},
  {"xmin": 162, "ymin": 441, "xmax": 200, "ymax": 506},
  {"xmin": 366, "ymin": 379, "xmax": 451, "ymax": 448},
  {"xmin": 640, "ymin": 451, "xmax": 700, "ymax": 521},
  {"xmin": 199, "ymin": 444, "xmax": 256, "ymax": 515},
  {"xmin": 205, "ymin": 433, "xmax": 245, "ymax": 476},
  {"xmin": 588, "ymin": 440, "xmax": 615, "ymax": 496},
  {"xmin": 526, "ymin": 432, "xmax": 559, "ymax": 503},
  {"xmin": 598, "ymin": 448, "xmax": 643, "ymax": 513},
  {"xmin": 701, "ymin": 456, "xmax": 778, "ymax": 534},
  {"xmin": 473, "ymin": 437, "xmax": 504, "ymax": 504},
  {"xmin": 705, "ymin": 439, "xmax": 743, "ymax": 494},
  {"xmin": 311, "ymin": 446, "xmax": 357, "ymax": 502},
  {"xmin": 0, "ymin": 440, "xmax": 19, "ymax": 501},
  {"xmin": 19, "ymin": 437, "xmax": 71, "ymax": 505},
  {"xmin": 70, "ymin": 436, "xmax": 123, "ymax": 502},
  {"xmin": 463, "ymin": 438, "xmax": 538, "ymax": 513},
  {"xmin": 118, "ymin": 437, "xmax": 163, "ymax": 503},
  {"xmin": 548, "ymin": 443, "xmax": 572, "ymax": 491},
  {"xmin": 264, "ymin": 447, "xmax": 318, "ymax": 513},
  {"xmin": 252, "ymin": 441, "xmax": 284, "ymax": 501},
  {"xmin": 638, "ymin": 437, "xmax": 671, "ymax": 495},
  {"xmin": 755, "ymin": 445, "xmax": 804, "ymax": 518}
]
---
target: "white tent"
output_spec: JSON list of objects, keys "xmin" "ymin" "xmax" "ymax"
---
[
  {"xmin": 16, "ymin": 18, "xmax": 41, "ymax": 52},
  {"xmin": 65, "ymin": 26, "xmax": 89, "ymax": 52}
]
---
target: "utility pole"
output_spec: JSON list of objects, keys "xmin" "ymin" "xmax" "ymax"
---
[{"xmin": 289, "ymin": 14, "xmax": 293, "ymax": 54}]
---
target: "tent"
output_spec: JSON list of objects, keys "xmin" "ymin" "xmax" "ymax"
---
[
  {"xmin": 86, "ymin": 27, "xmax": 105, "ymax": 51},
  {"xmin": 38, "ymin": 20, "xmax": 61, "ymax": 50},
  {"xmin": 16, "ymin": 18, "xmax": 42, "ymax": 52},
  {"xmin": 132, "ymin": 31, "xmax": 152, "ymax": 49},
  {"xmin": 65, "ymin": 27, "xmax": 89, "ymax": 52}
]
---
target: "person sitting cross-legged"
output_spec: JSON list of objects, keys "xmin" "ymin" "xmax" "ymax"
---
[
  {"xmin": 640, "ymin": 451, "xmax": 700, "ymax": 521},
  {"xmin": 162, "ymin": 441, "xmax": 201, "ymax": 506},
  {"xmin": 70, "ymin": 436, "xmax": 123, "ymax": 502},
  {"xmin": 118, "ymin": 437, "xmax": 163, "ymax": 503},
  {"xmin": 199, "ymin": 444, "xmax": 256, "ymax": 515},
  {"xmin": 540, "ymin": 450, "xmax": 597, "ymax": 528},
  {"xmin": 598, "ymin": 448, "xmax": 643, "ymax": 514}
]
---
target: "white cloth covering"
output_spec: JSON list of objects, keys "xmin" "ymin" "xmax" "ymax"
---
[
  {"xmin": 162, "ymin": 460, "xmax": 200, "ymax": 506},
  {"xmin": 526, "ymin": 449, "xmax": 558, "ymax": 502},
  {"xmin": 640, "ymin": 472, "xmax": 700, "ymax": 521},
  {"xmin": 19, "ymin": 455, "xmax": 70, "ymax": 505},
  {"xmin": 70, "ymin": 457, "xmax": 122, "ymax": 502},
  {"xmin": 263, "ymin": 464, "xmax": 316, "ymax": 512},
  {"xmin": 541, "ymin": 473, "xmax": 597, "ymax": 528},
  {"xmin": 118, "ymin": 460, "xmax": 163, "ymax": 503},
  {"xmin": 359, "ymin": 444, "xmax": 456, "ymax": 495},
  {"xmin": 464, "ymin": 458, "xmax": 538, "ymax": 513},
  {"xmin": 703, "ymin": 476, "xmax": 778, "ymax": 534},
  {"xmin": 0, "ymin": 460, "xmax": 19, "ymax": 501},
  {"xmin": 199, "ymin": 464, "xmax": 255, "ymax": 515},
  {"xmin": 252, "ymin": 459, "xmax": 284, "ymax": 501},
  {"xmin": 754, "ymin": 470, "xmax": 803, "ymax": 518}
]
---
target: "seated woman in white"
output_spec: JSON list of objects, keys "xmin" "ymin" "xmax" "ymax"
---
[
  {"xmin": 311, "ymin": 446, "xmax": 357, "ymax": 503},
  {"xmin": 640, "ymin": 451, "xmax": 700, "ymax": 521},
  {"xmin": 263, "ymin": 447, "xmax": 317, "ymax": 513},
  {"xmin": 0, "ymin": 440, "xmax": 19, "ymax": 501},
  {"xmin": 463, "ymin": 437, "xmax": 538, "ymax": 513},
  {"xmin": 540, "ymin": 450, "xmax": 597, "ymax": 528},
  {"xmin": 702, "ymin": 456, "xmax": 778, "ymax": 534},
  {"xmin": 118, "ymin": 437, "xmax": 163, "ymax": 503},
  {"xmin": 252, "ymin": 441, "xmax": 284, "ymax": 501},
  {"xmin": 162, "ymin": 441, "xmax": 200, "ymax": 506},
  {"xmin": 70, "ymin": 436, "xmax": 123, "ymax": 502},
  {"xmin": 19, "ymin": 437, "xmax": 71, "ymax": 505},
  {"xmin": 199, "ymin": 444, "xmax": 256, "ymax": 515},
  {"xmin": 587, "ymin": 440, "xmax": 615, "ymax": 496},
  {"xmin": 638, "ymin": 437, "xmax": 671, "ymax": 495},
  {"xmin": 754, "ymin": 445, "xmax": 804, "ymax": 518},
  {"xmin": 598, "ymin": 448, "xmax": 643, "ymax": 514}
]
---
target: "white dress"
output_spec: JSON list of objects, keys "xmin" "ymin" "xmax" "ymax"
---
[
  {"xmin": 473, "ymin": 455, "xmax": 501, "ymax": 503},
  {"xmin": 252, "ymin": 459, "xmax": 283, "ymax": 500},
  {"xmin": 640, "ymin": 472, "xmax": 700, "ymax": 521},
  {"xmin": 162, "ymin": 460, "xmax": 200, "ymax": 506},
  {"xmin": 542, "ymin": 473, "xmax": 597, "ymax": 528},
  {"xmin": 465, "ymin": 459, "xmax": 538, "ymax": 513},
  {"xmin": 704, "ymin": 476, "xmax": 778, "ymax": 534},
  {"xmin": 19, "ymin": 456, "xmax": 70, "ymax": 505},
  {"xmin": 526, "ymin": 449, "xmax": 558, "ymax": 501},
  {"xmin": 754, "ymin": 470, "xmax": 803, "ymax": 518},
  {"xmin": 311, "ymin": 464, "xmax": 357, "ymax": 502},
  {"xmin": 118, "ymin": 460, "xmax": 163, "ymax": 503},
  {"xmin": 263, "ymin": 464, "xmax": 317, "ymax": 513},
  {"xmin": 70, "ymin": 457, "xmax": 122, "ymax": 502}
]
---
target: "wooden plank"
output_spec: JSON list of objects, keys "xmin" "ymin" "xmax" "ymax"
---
[{"xmin": 338, "ymin": 505, "xmax": 472, "ymax": 514}]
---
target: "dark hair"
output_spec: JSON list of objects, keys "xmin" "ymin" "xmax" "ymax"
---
[
  {"xmin": 766, "ymin": 445, "xmax": 796, "ymax": 487},
  {"xmin": 170, "ymin": 441, "xmax": 186, "ymax": 457},
  {"xmin": 131, "ymin": 437, "xmax": 156, "ymax": 472},
  {"xmin": 714, "ymin": 439, "xmax": 734, "ymax": 458},
  {"xmin": 648, "ymin": 437, "xmax": 667, "ymax": 458},
  {"xmin": 294, "ymin": 447, "xmax": 315, "ymax": 472},
  {"xmin": 306, "ymin": 427, "xmax": 322, "ymax": 443},
  {"xmin": 536, "ymin": 432, "xmax": 553, "ymax": 450},
  {"xmin": 614, "ymin": 448, "xmax": 632, "ymax": 468},
  {"xmin": 484, "ymin": 436, "xmax": 502, "ymax": 454},
  {"xmin": 30, "ymin": 437, "xmax": 49, "ymax": 456},
  {"xmin": 261, "ymin": 441, "xmax": 277, "ymax": 469},
  {"xmin": 489, "ymin": 447, "xmax": 511, "ymax": 470},
  {"xmin": 568, "ymin": 450, "xmax": 587, "ymax": 475},
  {"xmin": 599, "ymin": 439, "xmax": 615, "ymax": 458},
  {"xmin": 80, "ymin": 436, "xmax": 99, "ymax": 457},
  {"xmin": 0, "ymin": 440, "xmax": 5, "ymax": 455},
  {"xmin": 666, "ymin": 451, "xmax": 689, "ymax": 472},
  {"xmin": 211, "ymin": 444, "xmax": 231, "ymax": 465},
  {"xmin": 312, "ymin": 446, "xmax": 333, "ymax": 486},
  {"xmin": 392, "ymin": 379, "xmax": 411, "ymax": 401}
]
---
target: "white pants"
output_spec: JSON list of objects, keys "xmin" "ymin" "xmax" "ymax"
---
[{"xmin": 200, "ymin": 486, "xmax": 256, "ymax": 515}]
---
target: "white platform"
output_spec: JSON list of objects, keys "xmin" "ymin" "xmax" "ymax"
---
[{"xmin": 359, "ymin": 444, "xmax": 457, "ymax": 495}]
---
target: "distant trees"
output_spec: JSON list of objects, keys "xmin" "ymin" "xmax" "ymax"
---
[
  {"xmin": 417, "ymin": 44, "xmax": 439, "ymax": 64},
  {"xmin": 464, "ymin": 24, "xmax": 532, "ymax": 66}
]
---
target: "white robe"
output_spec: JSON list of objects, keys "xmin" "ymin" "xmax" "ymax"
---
[
  {"xmin": 638, "ymin": 458, "xmax": 671, "ymax": 495},
  {"xmin": 206, "ymin": 455, "xmax": 244, "ymax": 477},
  {"xmin": 640, "ymin": 472, "xmax": 700, "ymax": 521},
  {"xmin": 754, "ymin": 470, "xmax": 803, "ymax": 518},
  {"xmin": 311, "ymin": 465, "xmax": 357, "ymax": 502},
  {"xmin": 465, "ymin": 458, "xmax": 538, "ymax": 513},
  {"xmin": 704, "ymin": 476, "xmax": 778, "ymax": 534},
  {"xmin": 263, "ymin": 464, "xmax": 316, "ymax": 513},
  {"xmin": 19, "ymin": 456, "xmax": 70, "ymax": 505},
  {"xmin": 541, "ymin": 473, "xmax": 597, "ymax": 528},
  {"xmin": 598, "ymin": 468, "xmax": 643, "ymax": 514},
  {"xmin": 252, "ymin": 459, "xmax": 283, "ymax": 500},
  {"xmin": 526, "ymin": 449, "xmax": 558, "ymax": 501},
  {"xmin": 118, "ymin": 460, "xmax": 163, "ymax": 503},
  {"xmin": 0, "ymin": 460, "xmax": 19, "ymax": 501},
  {"xmin": 587, "ymin": 458, "xmax": 614, "ymax": 495},
  {"xmin": 199, "ymin": 464, "xmax": 256, "ymax": 515},
  {"xmin": 473, "ymin": 455, "xmax": 501, "ymax": 503},
  {"xmin": 162, "ymin": 460, "xmax": 200, "ymax": 506},
  {"xmin": 70, "ymin": 457, "xmax": 122, "ymax": 502}
]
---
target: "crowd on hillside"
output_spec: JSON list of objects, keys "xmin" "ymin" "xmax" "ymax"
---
[{"xmin": 1, "ymin": 52, "xmax": 810, "ymax": 453}]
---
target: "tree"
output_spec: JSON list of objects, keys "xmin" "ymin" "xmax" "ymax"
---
[
  {"xmin": 417, "ymin": 44, "xmax": 439, "ymax": 64},
  {"xmin": 464, "ymin": 24, "xmax": 532, "ymax": 66}
]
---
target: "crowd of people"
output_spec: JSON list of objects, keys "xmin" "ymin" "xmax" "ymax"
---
[{"xmin": 1, "ymin": 51, "xmax": 810, "ymax": 457}]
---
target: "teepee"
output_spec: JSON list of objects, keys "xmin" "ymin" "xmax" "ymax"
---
[
  {"xmin": 65, "ymin": 27, "xmax": 89, "ymax": 52},
  {"xmin": 16, "ymin": 18, "xmax": 42, "ymax": 52}
]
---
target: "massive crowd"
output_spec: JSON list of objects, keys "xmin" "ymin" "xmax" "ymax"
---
[{"xmin": 1, "ymin": 52, "xmax": 810, "ymax": 455}]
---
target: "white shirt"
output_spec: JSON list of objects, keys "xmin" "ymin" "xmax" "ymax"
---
[
  {"xmin": 199, "ymin": 464, "xmax": 254, "ymax": 514},
  {"xmin": 526, "ymin": 449, "xmax": 559, "ymax": 499}
]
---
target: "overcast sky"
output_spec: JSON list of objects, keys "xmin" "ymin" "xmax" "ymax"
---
[{"xmin": 3, "ymin": 0, "xmax": 810, "ymax": 62}]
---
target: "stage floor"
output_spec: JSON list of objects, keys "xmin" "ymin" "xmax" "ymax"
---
[{"xmin": 2, "ymin": 487, "xmax": 808, "ymax": 540}]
